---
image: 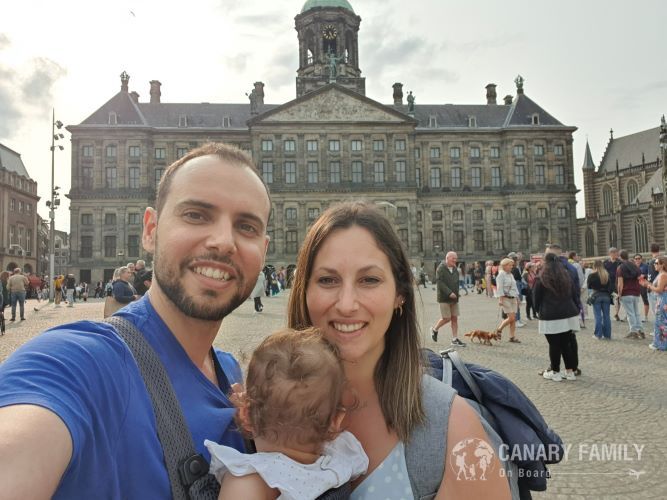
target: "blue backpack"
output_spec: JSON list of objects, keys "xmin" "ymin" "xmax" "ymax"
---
[{"xmin": 422, "ymin": 348, "xmax": 564, "ymax": 500}]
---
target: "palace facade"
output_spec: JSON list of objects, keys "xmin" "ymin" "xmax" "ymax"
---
[{"xmin": 66, "ymin": 0, "xmax": 578, "ymax": 283}]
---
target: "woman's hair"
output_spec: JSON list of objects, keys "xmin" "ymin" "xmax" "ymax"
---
[
  {"xmin": 499, "ymin": 257, "xmax": 514, "ymax": 269},
  {"xmin": 592, "ymin": 260, "xmax": 609, "ymax": 285},
  {"xmin": 655, "ymin": 256, "xmax": 667, "ymax": 269},
  {"xmin": 242, "ymin": 328, "xmax": 347, "ymax": 447},
  {"xmin": 114, "ymin": 267, "xmax": 128, "ymax": 281},
  {"xmin": 287, "ymin": 201, "xmax": 424, "ymax": 442},
  {"xmin": 539, "ymin": 253, "xmax": 572, "ymax": 293}
]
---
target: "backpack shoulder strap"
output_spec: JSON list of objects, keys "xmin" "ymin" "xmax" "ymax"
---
[
  {"xmin": 104, "ymin": 317, "xmax": 216, "ymax": 500},
  {"xmin": 405, "ymin": 375, "xmax": 456, "ymax": 500}
]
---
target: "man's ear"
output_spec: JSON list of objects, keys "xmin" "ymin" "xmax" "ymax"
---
[{"xmin": 143, "ymin": 207, "xmax": 157, "ymax": 254}]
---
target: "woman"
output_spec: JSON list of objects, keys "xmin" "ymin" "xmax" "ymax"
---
[
  {"xmin": 112, "ymin": 266, "xmax": 139, "ymax": 306},
  {"xmin": 473, "ymin": 262, "xmax": 484, "ymax": 294},
  {"xmin": 288, "ymin": 202, "xmax": 510, "ymax": 499},
  {"xmin": 640, "ymin": 256, "xmax": 667, "ymax": 351},
  {"xmin": 495, "ymin": 258, "xmax": 521, "ymax": 342},
  {"xmin": 533, "ymin": 253, "xmax": 580, "ymax": 381},
  {"xmin": 587, "ymin": 260, "xmax": 614, "ymax": 340},
  {"xmin": 522, "ymin": 263, "xmax": 538, "ymax": 320}
]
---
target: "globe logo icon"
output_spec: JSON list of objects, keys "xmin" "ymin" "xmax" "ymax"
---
[{"xmin": 449, "ymin": 438, "xmax": 496, "ymax": 481}]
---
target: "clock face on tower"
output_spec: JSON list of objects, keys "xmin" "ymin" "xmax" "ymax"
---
[{"xmin": 322, "ymin": 24, "xmax": 338, "ymax": 40}]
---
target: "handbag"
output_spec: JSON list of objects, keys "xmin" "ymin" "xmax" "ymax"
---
[{"xmin": 103, "ymin": 295, "xmax": 126, "ymax": 318}]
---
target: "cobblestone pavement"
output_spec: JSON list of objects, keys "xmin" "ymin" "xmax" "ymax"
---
[{"xmin": 1, "ymin": 291, "xmax": 666, "ymax": 499}]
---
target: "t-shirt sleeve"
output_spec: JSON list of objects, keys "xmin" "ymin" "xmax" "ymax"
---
[{"xmin": 0, "ymin": 322, "xmax": 132, "ymax": 470}]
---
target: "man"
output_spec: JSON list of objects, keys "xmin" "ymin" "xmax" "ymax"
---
[
  {"xmin": 617, "ymin": 249, "xmax": 643, "ymax": 338},
  {"xmin": 604, "ymin": 247, "xmax": 623, "ymax": 321},
  {"xmin": 53, "ymin": 275, "xmax": 63, "ymax": 305},
  {"xmin": 634, "ymin": 254, "xmax": 650, "ymax": 323},
  {"xmin": 133, "ymin": 259, "xmax": 152, "ymax": 296},
  {"xmin": 0, "ymin": 143, "xmax": 271, "ymax": 498},
  {"xmin": 646, "ymin": 243, "xmax": 661, "ymax": 334},
  {"xmin": 431, "ymin": 251, "xmax": 466, "ymax": 347},
  {"xmin": 7, "ymin": 268, "xmax": 29, "ymax": 321}
]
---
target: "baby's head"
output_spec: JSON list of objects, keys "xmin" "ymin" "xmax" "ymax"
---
[{"xmin": 238, "ymin": 327, "xmax": 348, "ymax": 449}]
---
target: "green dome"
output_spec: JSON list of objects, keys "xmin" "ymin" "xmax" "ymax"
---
[{"xmin": 301, "ymin": 0, "xmax": 355, "ymax": 13}]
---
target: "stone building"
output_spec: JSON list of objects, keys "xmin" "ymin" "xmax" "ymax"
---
[
  {"xmin": 577, "ymin": 117, "xmax": 667, "ymax": 257},
  {"xmin": 66, "ymin": 0, "xmax": 578, "ymax": 283},
  {"xmin": 0, "ymin": 143, "xmax": 40, "ymax": 274}
]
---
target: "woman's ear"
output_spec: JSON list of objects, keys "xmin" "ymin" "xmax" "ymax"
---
[{"xmin": 394, "ymin": 295, "xmax": 405, "ymax": 309}]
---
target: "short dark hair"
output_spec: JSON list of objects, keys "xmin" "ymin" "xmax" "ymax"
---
[
  {"xmin": 619, "ymin": 249, "xmax": 629, "ymax": 260},
  {"xmin": 155, "ymin": 142, "xmax": 269, "ymax": 215},
  {"xmin": 568, "ymin": 251, "xmax": 577, "ymax": 259},
  {"xmin": 650, "ymin": 243, "xmax": 660, "ymax": 253}
]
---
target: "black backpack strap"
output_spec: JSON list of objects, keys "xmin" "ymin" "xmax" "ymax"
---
[
  {"xmin": 105, "ymin": 317, "xmax": 218, "ymax": 500},
  {"xmin": 442, "ymin": 349, "xmax": 484, "ymax": 404}
]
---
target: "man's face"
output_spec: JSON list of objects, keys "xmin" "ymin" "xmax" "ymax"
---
[
  {"xmin": 446, "ymin": 253, "xmax": 458, "ymax": 267},
  {"xmin": 143, "ymin": 155, "xmax": 270, "ymax": 321},
  {"xmin": 609, "ymin": 251, "xmax": 618, "ymax": 261}
]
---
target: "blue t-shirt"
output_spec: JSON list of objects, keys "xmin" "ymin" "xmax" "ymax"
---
[{"xmin": 0, "ymin": 295, "xmax": 244, "ymax": 499}]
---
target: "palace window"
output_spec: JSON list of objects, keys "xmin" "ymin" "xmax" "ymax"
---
[
  {"xmin": 471, "ymin": 167, "xmax": 481, "ymax": 187},
  {"xmin": 395, "ymin": 139, "xmax": 406, "ymax": 151},
  {"xmin": 493, "ymin": 209, "xmax": 504, "ymax": 220},
  {"xmin": 470, "ymin": 146, "xmax": 481, "ymax": 159},
  {"xmin": 474, "ymin": 230, "xmax": 485, "ymax": 251},
  {"xmin": 261, "ymin": 140, "xmax": 273, "ymax": 152},
  {"xmin": 450, "ymin": 147, "xmax": 461, "ymax": 159},
  {"xmin": 491, "ymin": 167, "xmax": 501, "ymax": 187},
  {"xmin": 82, "ymin": 167, "xmax": 93, "ymax": 189},
  {"xmin": 176, "ymin": 147, "xmax": 188, "ymax": 159},
  {"xmin": 554, "ymin": 144, "xmax": 564, "ymax": 156},
  {"xmin": 155, "ymin": 168, "xmax": 165, "ymax": 187},
  {"xmin": 105, "ymin": 167, "xmax": 117, "ymax": 188},
  {"xmin": 555, "ymin": 165, "xmax": 565, "ymax": 185},
  {"xmin": 351, "ymin": 161, "xmax": 362, "ymax": 183},
  {"xmin": 308, "ymin": 162, "xmax": 319, "ymax": 183},
  {"xmin": 105, "ymin": 144, "xmax": 117, "ymax": 158},
  {"xmin": 129, "ymin": 146, "xmax": 141, "ymax": 158},
  {"xmin": 82, "ymin": 145, "xmax": 94, "ymax": 157},
  {"xmin": 535, "ymin": 165, "xmax": 546, "ymax": 185},
  {"xmin": 261, "ymin": 161, "xmax": 273, "ymax": 184},
  {"xmin": 451, "ymin": 167, "xmax": 462, "ymax": 188},
  {"xmin": 329, "ymin": 162, "xmax": 341, "ymax": 183},
  {"xmin": 453, "ymin": 231, "xmax": 464, "ymax": 251},
  {"xmin": 490, "ymin": 146, "xmax": 500, "ymax": 158},
  {"xmin": 452, "ymin": 209, "xmax": 463, "ymax": 221},
  {"xmin": 104, "ymin": 213, "xmax": 117, "ymax": 226},
  {"xmin": 329, "ymin": 140, "xmax": 340, "ymax": 152},
  {"xmin": 472, "ymin": 209, "xmax": 483, "ymax": 221},
  {"xmin": 351, "ymin": 140, "xmax": 362, "ymax": 152},
  {"xmin": 307, "ymin": 140, "xmax": 318, "ymax": 152},
  {"xmin": 285, "ymin": 162, "xmax": 296, "ymax": 184},
  {"xmin": 514, "ymin": 165, "xmax": 525, "ymax": 186},
  {"xmin": 128, "ymin": 213, "xmax": 141, "ymax": 225},
  {"xmin": 284, "ymin": 139, "xmax": 296, "ymax": 152},
  {"xmin": 104, "ymin": 236, "xmax": 117, "ymax": 258},
  {"xmin": 432, "ymin": 210, "xmax": 443, "ymax": 222},
  {"xmin": 533, "ymin": 144, "xmax": 545, "ymax": 156},
  {"xmin": 513, "ymin": 145, "xmax": 524, "ymax": 157},
  {"xmin": 285, "ymin": 230, "xmax": 298, "ymax": 254},
  {"xmin": 81, "ymin": 214, "xmax": 93, "ymax": 225},
  {"xmin": 80, "ymin": 236, "xmax": 93, "ymax": 258},
  {"xmin": 373, "ymin": 162, "xmax": 385, "ymax": 183},
  {"xmin": 154, "ymin": 147, "xmax": 166, "ymax": 159},
  {"xmin": 308, "ymin": 208, "xmax": 320, "ymax": 221},
  {"xmin": 373, "ymin": 140, "xmax": 385, "ymax": 152},
  {"xmin": 430, "ymin": 168, "xmax": 441, "ymax": 188},
  {"xmin": 493, "ymin": 230, "xmax": 504, "ymax": 251},
  {"xmin": 128, "ymin": 235, "xmax": 140, "ymax": 258},
  {"xmin": 395, "ymin": 161, "xmax": 406, "ymax": 182},
  {"xmin": 128, "ymin": 167, "xmax": 140, "ymax": 189},
  {"xmin": 430, "ymin": 147, "xmax": 440, "ymax": 159},
  {"xmin": 285, "ymin": 208, "xmax": 297, "ymax": 221},
  {"xmin": 519, "ymin": 229, "xmax": 529, "ymax": 250},
  {"xmin": 557, "ymin": 207, "xmax": 568, "ymax": 218}
]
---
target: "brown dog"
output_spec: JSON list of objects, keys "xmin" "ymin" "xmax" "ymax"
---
[{"xmin": 464, "ymin": 330, "xmax": 501, "ymax": 346}]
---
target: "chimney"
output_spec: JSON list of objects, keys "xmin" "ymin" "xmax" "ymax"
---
[
  {"xmin": 129, "ymin": 91, "xmax": 139, "ymax": 103},
  {"xmin": 120, "ymin": 71, "xmax": 130, "ymax": 92},
  {"xmin": 150, "ymin": 80, "xmax": 162, "ymax": 104},
  {"xmin": 485, "ymin": 83, "xmax": 497, "ymax": 105},
  {"xmin": 503, "ymin": 95, "xmax": 513, "ymax": 105},
  {"xmin": 253, "ymin": 82, "xmax": 265, "ymax": 105},
  {"xmin": 393, "ymin": 82, "xmax": 404, "ymax": 105}
]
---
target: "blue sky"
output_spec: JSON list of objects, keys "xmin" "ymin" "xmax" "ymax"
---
[{"xmin": 1, "ymin": 0, "xmax": 665, "ymax": 231}]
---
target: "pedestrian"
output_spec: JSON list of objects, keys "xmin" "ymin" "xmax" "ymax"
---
[
  {"xmin": 473, "ymin": 262, "xmax": 484, "ymax": 294},
  {"xmin": 522, "ymin": 262, "xmax": 538, "ymax": 320},
  {"xmin": 640, "ymin": 256, "xmax": 667, "ymax": 351},
  {"xmin": 287, "ymin": 201, "xmax": 511, "ymax": 499},
  {"xmin": 457, "ymin": 263, "xmax": 469, "ymax": 296},
  {"xmin": 112, "ymin": 267, "xmax": 140, "ymax": 309},
  {"xmin": 1, "ymin": 271, "xmax": 10, "ymax": 314},
  {"xmin": 587, "ymin": 260, "xmax": 614, "ymax": 340},
  {"xmin": 8, "ymin": 268, "xmax": 29, "ymax": 321},
  {"xmin": 617, "ymin": 249, "xmax": 644, "ymax": 339},
  {"xmin": 568, "ymin": 251, "xmax": 586, "ymax": 328},
  {"xmin": 0, "ymin": 276, "xmax": 6, "ymax": 335},
  {"xmin": 495, "ymin": 258, "xmax": 521, "ymax": 343},
  {"xmin": 646, "ymin": 243, "xmax": 661, "ymax": 331},
  {"xmin": 418, "ymin": 262, "xmax": 427, "ymax": 288},
  {"xmin": 485, "ymin": 260, "xmax": 494, "ymax": 298},
  {"xmin": 507, "ymin": 252, "xmax": 526, "ymax": 327},
  {"xmin": 634, "ymin": 254, "xmax": 650, "ymax": 323},
  {"xmin": 431, "ymin": 251, "xmax": 466, "ymax": 347},
  {"xmin": 604, "ymin": 247, "xmax": 623, "ymax": 321},
  {"xmin": 533, "ymin": 253, "xmax": 580, "ymax": 382},
  {"xmin": 64, "ymin": 274, "xmax": 76, "ymax": 307},
  {"xmin": 0, "ymin": 143, "xmax": 272, "ymax": 497},
  {"xmin": 251, "ymin": 270, "xmax": 265, "ymax": 312},
  {"xmin": 133, "ymin": 260, "xmax": 152, "ymax": 296}
]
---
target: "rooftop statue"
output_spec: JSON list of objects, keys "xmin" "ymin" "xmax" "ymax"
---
[{"xmin": 407, "ymin": 91, "xmax": 415, "ymax": 113}]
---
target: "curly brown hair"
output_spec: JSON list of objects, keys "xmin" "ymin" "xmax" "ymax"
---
[{"xmin": 241, "ymin": 328, "xmax": 348, "ymax": 448}]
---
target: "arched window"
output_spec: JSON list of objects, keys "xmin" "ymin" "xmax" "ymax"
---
[
  {"xmin": 608, "ymin": 224, "xmax": 618, "ymax": 249},
  {"xmin": 634, "ymin": 217, "xmax": 648, "ymax": 253},
  {"xmin": 585, "ymin": 228, "xmax": 595, "ymax": 257},
  {"xmin": 602, "ymin": 185, "xmax": 613, "ymax": 214},
  {"xmin": 6, "ymin": 262, "xmax": 18, "ymax": 272},
  {"xmin": 539, "ymin": 227, "xmax": 549, "ymax": 248},
  {"xmin": 23, "ymin": 263, "xmax": 33, "ymax": 274},
  {"xmin": 626, "ymin": 180, "xmax": 639, "ymax": 204}
]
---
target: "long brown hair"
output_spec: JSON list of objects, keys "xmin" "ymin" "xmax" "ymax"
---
[
  {"xmin": 592, "ymin": 260, "xmax": 609, "ymax": 285},
  {"xmin": 287, "ymin": 201, "xmax": 424, "ymax": 441}
]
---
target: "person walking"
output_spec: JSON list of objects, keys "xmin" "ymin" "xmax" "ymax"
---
[
  {"xmin": 418, "ymin": 262, "xmax": 427, "ymax": 288},
  {"xmin": 251, "ymin": 270, "xmax": 266, "ymax": 313},
  {"xmin": 617, "ymin": 250, "xmax": 644, "ymax": 339},
  {"xmin": 64, "ymin": 274, "xmax": 76, "ymax": 308},
  {"xmin": 646, "ymin": 243, "xmax": 661, "ymax": 330},
  {"xmin": 457, "ymin": 264, "xmax": 469, "ymax": 296},
  {"xmin": 0, "ymin": 275, "xmax": 6, "ymax": 335},
  {"xmin": 522, "ymin": 262, "xmax": 538, "ymax": 320},
  {"xmin": 431, "ymin": 251, "xmax": 465, "ymax": 347},
  {"xmin": 495, "ymin": 258, "xmax": 521, "ymax": 343},
  {"xmin": 641, "ymin": 256, "xmax": 667, "ymax": 351},
  {"xmin": 587, "ymin": 260, "xmax": 614, "ymax": 340},
  {"xmin": 484, "ymin": 260, "xmax": 494, "ymax": 298},
  {"xmin": 634, "ymin": 254, "xmax": 650, "ymax": 323},
  {"xmin": 533, "ymin": 253, "xmax": 580, "ymax": 381},
  {"xmin": 8, "ymin": 268, "xmax": 29, "ymax": 321},
  {"xmin": 604, "ymin": 247, "xmax": 623, "ymax": 321},
  {"xmin": 569, "ymin": 251, "xmax": 586, "ymax": 328},
  {"xmin": 508, "ymin": 252, "xmax": 526, "ymax": 327},
  {"xmin": 473, "ymin": 262, "xmax": 484, "ymax": 294}
]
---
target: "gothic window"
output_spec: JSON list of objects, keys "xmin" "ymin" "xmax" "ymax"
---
[
  {"xmin": 608, "ymin": 224, "xmax": 618, "ymax": 249},
  {"xmin": 634, "ymin": 217, "xmax": 648, "ymax": 253},
  {"xmin": 602, "ymin": 185, "xmax": 613, "ymax": 214},
  {"xmin": 307, "ymin": 49, "xmax": 314, "ymax": 65},
  {"xmin": 585, "ymin": 228, "xmax": 595, "ymax": 257},
  {"xmin": 626, "ymin": 180, "xmax": 639, "ymax": 204}
]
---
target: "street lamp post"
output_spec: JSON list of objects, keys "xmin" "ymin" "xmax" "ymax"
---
[{"xmin": 48, "ymin": 109, "xmax": 64, "ymax": 302}]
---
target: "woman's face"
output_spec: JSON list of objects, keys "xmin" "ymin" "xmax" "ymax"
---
[
  {"xmin": 306, "ymin": 226, "xmax": 402, "ymax": 366},
  {"xmin": 120, "ymin": 270, "xmax": 132, "ymax": 282},
  {"xmin": 502, "ymin": 262, "xmax": 513, "ymax": 273}
]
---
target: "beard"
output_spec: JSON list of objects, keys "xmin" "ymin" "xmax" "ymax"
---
[{"xmin": 153, "ymin": 238, "xmax": 251, "ymax": 321}]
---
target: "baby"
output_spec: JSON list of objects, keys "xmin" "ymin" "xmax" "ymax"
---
[{"xmin": 205, "ymin": 327, "xmax": 368, "ymax": 500}]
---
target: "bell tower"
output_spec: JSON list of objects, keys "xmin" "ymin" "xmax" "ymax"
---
[{"xmin": 295, "ymin": 0, "xmax": 365, "ymax": 97}]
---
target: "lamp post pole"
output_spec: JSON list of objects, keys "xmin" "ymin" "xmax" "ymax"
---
[{"xmin": 48, "ymin": 109, "xmax": 64, "ymax": 303}]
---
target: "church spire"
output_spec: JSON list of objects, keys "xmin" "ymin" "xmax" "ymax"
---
[{"xmin": 582, "ymin": 140, "xmax": 596, "ymax": 170}]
